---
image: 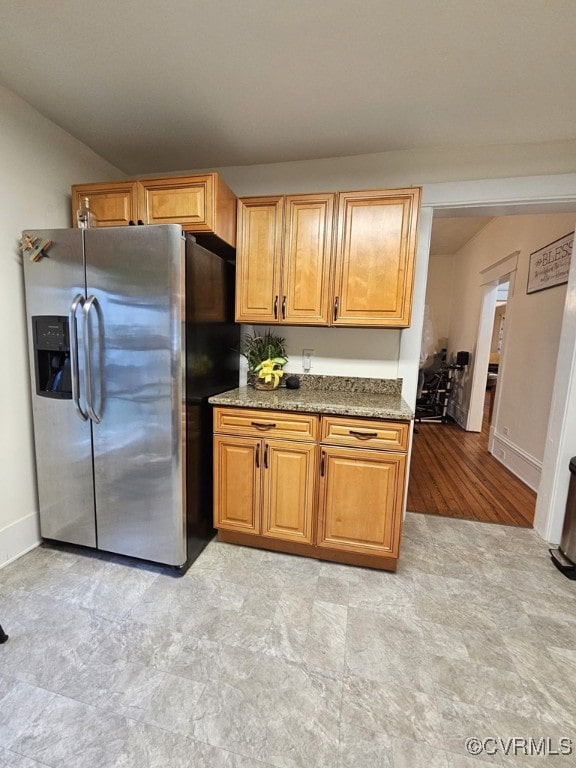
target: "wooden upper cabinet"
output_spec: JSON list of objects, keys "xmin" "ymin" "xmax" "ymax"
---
[
  {"xmin": 71, "ymin": 173, "xmax": 236, "ymax": 246},
  {"xmin": 71, "ymin": 182, "xmax": 139, "ymax": 227},
  {"xmin": 138, "ymin": 173, "xmax": 237, "ymax": 246},
  {"xmin": 282, "ymin": 194, "xmax": 335, "ymax": 325},
  {"xmin": 235, "ymin": 187, "xmax": 420, "ymax": 328},
  {"xmin": 235, "ymin": 193, "xmax": 335, "ymax": 325},
  {"xmin": 235, "ymin": 197, "xmax": 283, "ymax": 323},
  {"xmin": 333, "ymin": 188, "xmax": 421, "ymax": 327}
]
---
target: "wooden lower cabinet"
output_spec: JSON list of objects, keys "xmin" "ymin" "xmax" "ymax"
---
[
  {"xmin": 261, "ymin": 440, "xmax": 316, "ymax": 543},
  {"xmin": 316, "ymin": 446, "xmax": 405, "ymax": 558},
  {"xmin": 213, "ymin": 432, "xmax": 316, "ymax": 544},
  {"xmin": 213, "ymin": 407, "xmax": 409, "ymax": 570},
  {"xmin": 214, "ymin": 435, "xmax": 261, "ymax": 534}
]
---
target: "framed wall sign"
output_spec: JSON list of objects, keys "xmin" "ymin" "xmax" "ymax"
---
[{"xmin": 527, "ymin": 231, "xmax": 574, "ymax": 294}]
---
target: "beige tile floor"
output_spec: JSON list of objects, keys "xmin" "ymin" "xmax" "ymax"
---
[{"xmin": 0, "ymin": 513, "xmax": 575, "ymax": 767}]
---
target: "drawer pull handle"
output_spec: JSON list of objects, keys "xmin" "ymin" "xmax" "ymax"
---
[
  {"xmin": 251, "ymin": 421, "xmax": 276, "ymax": 430},
  {"xmin": 349, "ymin": 430, "xmax": 378, "ymax": 439},
  {"xmin": 255, "ymin": 444, "xmax": 260, "ymax": 468}
]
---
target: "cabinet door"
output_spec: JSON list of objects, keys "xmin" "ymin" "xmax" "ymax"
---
[
  {"xmin": 332, "ymin": 188, "xmax": 420, "ymax": 327},
  {"xmin": 261, "ymin": 440, "xmax": 316, "ymax": 544},
  {"xmin": 71, "ymin": 182, "xmax": 139, "ymax": 227},
  {"xmin": 317, "ymin": 446, "xmax": 405, "ymax": 557},
  {"xmin": 214, "ymin": 435, "xmax": 261, "ymax": 534},
  {"xmin": 235, "ymin": 197, "xmax": 283, "ymax": 323},
  {"xmin": 138, "ymin": 175, "xmax": 213, "ymax": 230},
  {"xmin": 281, "ymin": 194, "xmax": 335, "ymax": 325}
]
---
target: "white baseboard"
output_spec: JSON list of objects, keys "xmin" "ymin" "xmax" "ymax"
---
[
  {"xmin": 489, "ymin": 430, "xmax": 542, "ymax": 491},
  {"xmin": 0, "ymin": 513, "xmax": 40, "ymax": 568}
]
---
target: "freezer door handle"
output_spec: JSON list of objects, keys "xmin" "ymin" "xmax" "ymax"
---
[
  {"xmin": 69, "ymin": 293, "xmax": 88, "ymax": 422},
  {"xmin": 84, "ymin": 295, "xmax": 102, "ymax": 424}
]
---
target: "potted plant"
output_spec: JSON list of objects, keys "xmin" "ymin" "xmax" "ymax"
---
[{"xmin": 241, "ymin": 330, "xmax": 288, "ymax": 390}]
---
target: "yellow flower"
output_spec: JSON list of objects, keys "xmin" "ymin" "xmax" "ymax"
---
[{"xmin": 255, "ymin": 357, "xmax": 286, "ymax": 389}]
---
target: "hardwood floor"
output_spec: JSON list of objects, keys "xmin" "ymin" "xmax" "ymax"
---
[{"xmin": 407, "ymin": 394, "xmax": 536, "ymax": 527}]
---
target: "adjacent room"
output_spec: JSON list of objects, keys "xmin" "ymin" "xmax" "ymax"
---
[{"xmin": 409, "ymin": 210, "xmax": 575, "ymax": 528}]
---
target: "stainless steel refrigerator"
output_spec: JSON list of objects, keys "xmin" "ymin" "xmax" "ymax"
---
[{"xmin": 23, "ymin": 224, "xmax": 239, "ymax": 570}]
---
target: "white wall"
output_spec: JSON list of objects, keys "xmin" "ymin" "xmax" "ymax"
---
[
  {"xmin": 279, "ymin": 327, "xmax": 399, "ymax": 380},
  {"xmin": 447, "ymin": 213, "xmax": 574, "ymax": 487},
  {"xmin": 208, "ymin": 140, "xmax": 576, "ymax": 195},
  {"xmin": 0, "ymin": 84, "xmax": 123, "ymax": 566},
  {"xmin": 423, "ymin": 254, "xmax": 455, "ymax": 352}
]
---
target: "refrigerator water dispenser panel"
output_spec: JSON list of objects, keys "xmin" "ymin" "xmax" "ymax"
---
[{"xmin": 32, "ymin": 315, "xmax": 72, "ymax": 399}]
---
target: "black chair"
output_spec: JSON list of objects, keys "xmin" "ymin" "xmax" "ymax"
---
[{"xmin": 0, "ymin": 624, "xmax": 8, "ymax": 644}]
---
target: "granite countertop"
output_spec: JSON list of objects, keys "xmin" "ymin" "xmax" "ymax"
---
[{"xmin": 209, "ymin": 375, "xmax": 413, "ymax": 421}]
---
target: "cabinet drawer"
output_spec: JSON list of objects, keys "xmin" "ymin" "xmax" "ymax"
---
[
  {"xmin": 214, "ymin": 408, "xmax": 318, "ymax": 442},
  {"xmin": 320, "ymin": 416, "xmax": 409, "ymax": 452}
]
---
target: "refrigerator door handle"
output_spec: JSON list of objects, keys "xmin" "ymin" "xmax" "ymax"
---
[
  {"xmin": 69, "ymin": 293, "xmax": 88, "ymax": 422},
  {"xmin": 84, "ymin": 295, "xmax": 102, "ymax": 424}
]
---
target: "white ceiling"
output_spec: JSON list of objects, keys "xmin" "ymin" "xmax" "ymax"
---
[
  {"xmin": 429, "ymin": 216, "xmax": 493, "ymax": 255},
  {"xmin": 0, "ymin": 0, "xmax": 575, "ymax": 175}
]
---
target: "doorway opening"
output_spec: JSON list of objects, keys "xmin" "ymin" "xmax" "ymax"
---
[
  {"xmin": 407, "ymin": 209, "xmax": 574, "ymax": 527},
  {"xmin": 485, "ymin": 280, "xmax": 509, "ymax": 428}
]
